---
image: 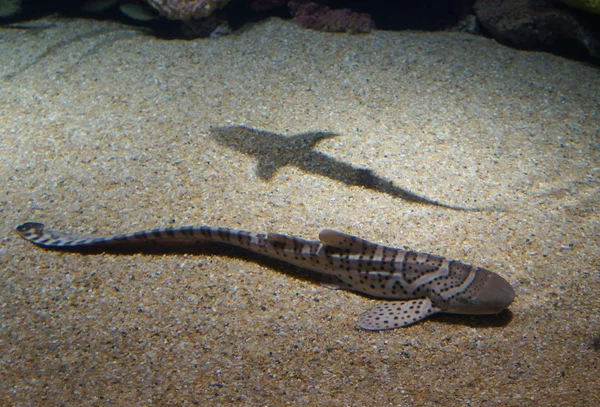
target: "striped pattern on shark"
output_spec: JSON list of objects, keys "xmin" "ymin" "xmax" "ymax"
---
[{"xmin": 15, "ymin": 222, "xmax": 515, "ymax": 330}]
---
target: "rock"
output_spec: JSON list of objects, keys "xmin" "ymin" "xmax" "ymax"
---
[
  {"xmin": 119, "ymin": 2, "xmax": 159, "ymax": 21},
  {"xmin": 288, "ymin": 0, "xmax": 374, "ymax": 34},
  {"xmin": 0, "ymin": 0, "xmax": 22, "ymax": 17},
  {"xmin": 561, "ymin": 0, "xmax": 600, "ymax": 14},
  {"xmin": 474, "ymin": 0, "xmax": 600, "ymax": 61},
  {"xmin": 181, "ymin": 13, "xmax": 231, "ymax": 37},
  {"xmin": 146, "ymin": 0, "xmax": 231, "ymax": 21}
]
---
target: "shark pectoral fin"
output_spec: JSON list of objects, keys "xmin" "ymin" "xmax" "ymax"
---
[
  {"xmin": 256, "ymin": 158, "xmax": 282, "ymax": 180},
  {"xmin": 318, "ymin": 229, "xmax": 377, "ymax": 253},
  {"xmin": 359, "ymin": 298, "xmax": 441, "ymax": 330}
]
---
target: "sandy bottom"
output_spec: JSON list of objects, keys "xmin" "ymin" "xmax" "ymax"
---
[{"xmin": 1, "ymin": 16, "xmax": 599, "ymax": 406}]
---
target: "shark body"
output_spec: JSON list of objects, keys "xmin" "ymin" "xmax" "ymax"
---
[{"xmin": 15, "ymin": 222, "xmax": 515, "ymax": 330}]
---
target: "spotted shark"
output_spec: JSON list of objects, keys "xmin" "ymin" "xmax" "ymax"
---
[{"xmin": 15, "ymin": 222, "xmax": 515, "ymax": 330}]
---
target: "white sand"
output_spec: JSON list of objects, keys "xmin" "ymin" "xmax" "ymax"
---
[{"xmin": 1, "ymin": 16, "xmax": 599, "ymax": 405}]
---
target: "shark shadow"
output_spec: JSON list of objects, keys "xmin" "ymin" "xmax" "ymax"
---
[{"xmin": 209, "ymin": 126, "xmax": 483, "ymax": 211}]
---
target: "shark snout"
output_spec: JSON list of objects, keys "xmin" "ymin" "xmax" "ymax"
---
[{"xmin": 475, "ymin": 272, "xmax": 516, "ymax": 314}]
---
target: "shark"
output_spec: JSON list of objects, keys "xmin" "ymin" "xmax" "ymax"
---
[{"xmin": 15, "ymin": 222, "xmax": 515, "ymax": 330}]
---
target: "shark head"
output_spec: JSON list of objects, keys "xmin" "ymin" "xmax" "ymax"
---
[{"xmin": 446, "ymin": 268, "xmax": 515, "ymax": 315}]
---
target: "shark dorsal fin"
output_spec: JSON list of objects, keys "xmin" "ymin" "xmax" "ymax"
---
[
  {"xmin": 318, "ymin": 229, "xmax": 378, "ymax": 253},
  {"xmin": 266, "ymin": 232, "xmax": 291, "ymax": 243}
]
